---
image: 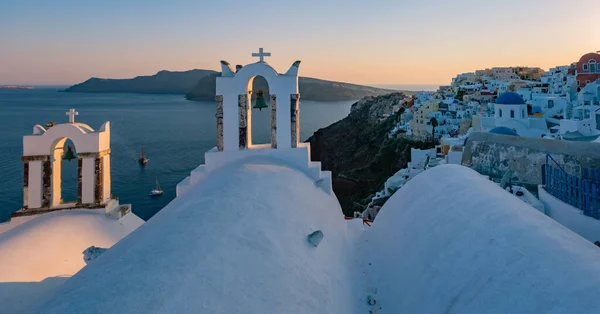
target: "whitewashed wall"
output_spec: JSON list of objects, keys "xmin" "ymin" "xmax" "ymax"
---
[{"xmin": 538, "ymin": 186, "xmax": 600, "ymax": 242}]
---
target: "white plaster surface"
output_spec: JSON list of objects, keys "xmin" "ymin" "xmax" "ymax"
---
[
  {"xmin": 23, "ymin": 122, "xmax": 110, "ymax": 156},
  {"xmin": 39, "ymin": 156, "xmax": 362, "ymax": 314},
  {"xmin": 24, "ymin": 163, "xmax": 600, "ymax": 313},
  {"xmin": 0, "ymin": 208, "xmax": 143, "ymax": 283},
  {"xmin": 216, "ymin": 61, "xmax": 298, "ymax": 150},
  {"xmin": 51, "ymin": 150, "xmax": 62, "ymax": 206},
  {"xmin": 446, "ymin": 148, "xmax": 463, "ymax": 164},
  {"xmin": 0, "ymin": 276, "xmax": 69, "ymax": 314},
  {"xmin": 22, "ymin": 119, "xmax": 111, "ymax": 209},
  {"xmin": 102, "ymin": 155, "xmax": 111, "ymax": 203},
  {"xmin": 365, "ymin": 165, "xmax": 600, "ymax": 314},
  {"xmin": 538, "ymin": 185, "xmax": 600, "ymax": 242},
  {"xmin": 177, "ymin": 142, "xmax": 332, "ymax": 197}
]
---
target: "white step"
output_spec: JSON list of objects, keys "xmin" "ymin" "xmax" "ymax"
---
[
  {"xmin": 190, "ymin": 165, "xmax": 207, "ymax": 185},
  {"xmin": 308, "ymin": 161, "xmax": 323, "ymax": 180},
  {"xmin": 319, "ymin": 171, "xmax": 333, "ymax": 195},
  {"xmin": 176, "ymin": 176, "xmax": 192, "ymax": 197}
]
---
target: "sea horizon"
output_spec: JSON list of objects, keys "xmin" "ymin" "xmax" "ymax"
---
[{"xmin": 4, "ymin": 83, "xmax": 443, "ymax": 93}]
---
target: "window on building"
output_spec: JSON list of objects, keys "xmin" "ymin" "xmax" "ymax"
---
[
  {"xmin": 583, "ymin": 64, "xmax": 589, "ymax": 71},
  {"xmin": 510, "ymin": 110, "xmax": 515, "ymax": 118},
  {"xmin": 548, "ymin": 99, "xmax": 554, "ymax": 108},
  {"xmin": 499, "ymin": 109, "xmax": 503, "ymax": 117}
]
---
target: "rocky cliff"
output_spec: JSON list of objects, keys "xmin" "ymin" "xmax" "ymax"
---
[{"xmin": 306, "ymin": 93, "xmax": 435, "ymax": 216}]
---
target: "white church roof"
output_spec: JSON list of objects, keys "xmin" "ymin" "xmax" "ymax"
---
[
  {"xmin": 0, "ymin": 209, "xmax": 143, "ymax": 313},
  {"xmin": 365, "ymin": 165, "xmax": 600, "ymax": 314},
  {"xmin": 0, "ymin": 209, "xmax": 143, "ymax": 283},
  {"xmin": 28, "ymin": 163, "xmax": 600, "ymax": 313},
  {"xmin": 39, "ymin": 156, "xmax": 362, "ymax": 314}
]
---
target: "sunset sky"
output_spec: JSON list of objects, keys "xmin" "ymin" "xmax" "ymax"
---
[{"xmin": 1, "ymin": 0, "xmax": 599, "ymax": 86}]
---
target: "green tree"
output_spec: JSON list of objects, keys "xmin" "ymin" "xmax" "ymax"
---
[
  {"xmin": 455, "ymin": 88, "xmax": 466, "ymax": 100},
  {"xmin": 430, "ymin": 117, "xmax": 438, "ymax": 141},
  {"xmin": 397, "ymin": 107, "xmax": 406, "ymax": 123}
]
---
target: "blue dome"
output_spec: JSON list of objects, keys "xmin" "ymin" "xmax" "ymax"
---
[
  {"xmin": 532, "ymin": 106, "xmax": 542, "ymax": 114},
  {"xmin": 496, "ymin": 92, "xmax": 525, "ymax": 105},
  {"xmin": 489, "ymin": 127, "xmax": 519, "ymax": 136}
]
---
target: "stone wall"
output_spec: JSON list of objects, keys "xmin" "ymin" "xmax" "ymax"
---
[{"xmin": 462, "ymin": 132, "xmax": 600, "ymax": 185}]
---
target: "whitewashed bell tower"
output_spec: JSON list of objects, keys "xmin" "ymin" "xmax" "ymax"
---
[
  {"xmin": 176, "ymin": 49, "xmax": 332, "ymax": 196},
  {"xmin": 14, "ymin": 109, "xmax": 124, "ymax": 217},
  {"xmin": 215, "ymin": 48, "xmax": 301, "ymax": 150}
]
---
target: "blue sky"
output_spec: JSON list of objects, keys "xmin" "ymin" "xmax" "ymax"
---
[{"xmin": 1, "ymin": 0, "xmax": 598, "ymax": 85}]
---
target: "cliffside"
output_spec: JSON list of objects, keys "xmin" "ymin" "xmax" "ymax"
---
[
  {"xmin": 306, "ymin": 93, "xmax": 435, "ymax": 216},
  {"xmin": 62, "ymin": 70, "xmax": 217, "ymax": 94}
]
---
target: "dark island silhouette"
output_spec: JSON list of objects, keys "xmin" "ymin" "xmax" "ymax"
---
[{"xmin": 62, "ymin": 69, "xmax": 396, "ymax": 101}]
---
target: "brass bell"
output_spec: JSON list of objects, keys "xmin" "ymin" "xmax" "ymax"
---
[
  {"xmin": 253, "ymin": 90, "xmax": 268, "ymax": 111},
  {"xmin": 62, "ymin": 146, "xmax": 76, "ymax": 161}
]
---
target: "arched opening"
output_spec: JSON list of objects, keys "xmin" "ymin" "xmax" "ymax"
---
[
  {"xmin": 247, "ymin": 75, "xmax": 272, "ymax": 147},
  {"xmin": 50, "ymin": 137, "xmax": 78, "ymax": 207}
]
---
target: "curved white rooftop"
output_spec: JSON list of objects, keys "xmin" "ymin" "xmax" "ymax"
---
[
  {"xmin": 0, "ymin": 209, "xmax": 143, "ymax": 282},
  {"xmin": 40, "ymin": 156, "xmax": 361, "ymax": 314},
  {"xmin": 365, "ymin": 165, "xmax": 600, "ymax": 314}
]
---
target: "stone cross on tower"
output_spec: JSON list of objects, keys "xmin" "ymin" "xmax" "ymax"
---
[
  {"xmin": 66, "ymin": 109, "xmax": 78, "ymax": 123},
  {"xmin": 251, "ymin": 48, "xmax": 271, "ymax": 63}
]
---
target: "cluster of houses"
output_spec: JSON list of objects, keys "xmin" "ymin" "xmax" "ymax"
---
[
  {"xmin": 389, "ymin": 51, "xmax": 600, "ymax": 143},
  {"xmin": 361, "ymin": 52, "xmax": 600, "ymax": 243}
]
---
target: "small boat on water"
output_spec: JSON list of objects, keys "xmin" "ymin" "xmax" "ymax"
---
[
  {"xmin": 139, "ymin": 146, "xmax": 148, "ymax": 165},
  {"xmin": 149, "ymin": 177, "xmax": 164, "ymax": 197}
]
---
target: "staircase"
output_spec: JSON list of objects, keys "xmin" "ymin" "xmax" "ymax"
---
[{"xmin": 176, "ymin": 143, "xmax": 333, "ymax": 197}]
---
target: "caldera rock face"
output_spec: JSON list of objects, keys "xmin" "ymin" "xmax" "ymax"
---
[{"xmin": 306, "ymin": 93, "xmax": 435, "ymax": 216}]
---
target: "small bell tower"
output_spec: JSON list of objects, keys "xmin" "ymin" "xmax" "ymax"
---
[
  {"xmin": 176, "ymin": 50, "xmax": 333, "ymax": 197},
  {"xmin": 215, "ymin": 49, "xmax": 301, "ymax": 151},
  {"xmin": 15, "ymin": 109, "xmax": 126, "ymax": 218}
]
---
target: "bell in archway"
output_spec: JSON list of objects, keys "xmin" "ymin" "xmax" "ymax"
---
[
  {"xmin": 253, "ymin": 90, "xmax": 268, "ymax": 111},
  {"xmin": 62, "ymin": 146, "xmax": 76, "ymax": 161}
]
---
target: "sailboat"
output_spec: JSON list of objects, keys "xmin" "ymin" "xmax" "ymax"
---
[
  {"xmin": 138, "ymin": 146, "xmax": 148, "ymax": 165},
  {"xmin": 149, "ymin": 177, "xmax": 164, "ymax": 197}
]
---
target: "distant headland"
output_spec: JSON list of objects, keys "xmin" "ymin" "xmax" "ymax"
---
[
  {"xmin": 61, "ymin": 69, "xmax": 399, "ymax": 101},
  {"xmin": 0, "ymin": 85, "xmax": 34, "ymax": 90}
]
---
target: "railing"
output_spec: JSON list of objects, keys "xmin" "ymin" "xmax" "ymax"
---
[{"xmin": 542, "ymin": 154, "xmax": 600, "ymax": 220}]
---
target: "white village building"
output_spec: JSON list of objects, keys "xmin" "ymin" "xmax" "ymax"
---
[
  {"xmin": 473, "ymin": 91, "xmax": 550, "ymax": 138},
  {"xmin": 3, "ymin": 51, "xmax": 600, "ymax": 314},
  {"xmin": 556, "ymin": 80, "xmax": 600, "ymax": 141}
]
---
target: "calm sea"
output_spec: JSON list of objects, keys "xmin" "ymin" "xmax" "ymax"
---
[{"xmin": 0, "ymin": 88, "xmax": 354, "ymax": 222}]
